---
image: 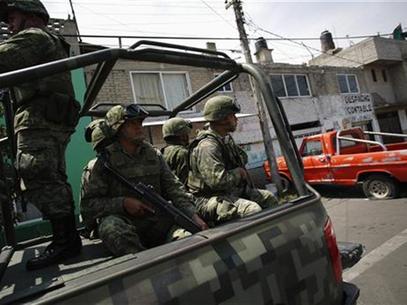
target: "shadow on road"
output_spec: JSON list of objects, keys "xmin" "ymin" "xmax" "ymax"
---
[
  {"xmin": 313, "ymin": 183, "xmax": 407, "ymax": 199},
  {"xmin": 314, "ymin": 185, "xmax": 365, "ymax": 199}
]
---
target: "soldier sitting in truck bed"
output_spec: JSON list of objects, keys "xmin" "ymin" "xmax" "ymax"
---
[
  {"xmin": 80, "ymin": 105, "xmax": 207, "ymax": 256},
  {"xmin": 161, "ymin": 117, "xmax": 193, "ymax": 186},
  {"xmin": 188, "ymin": 95, "xmax": 279, "ymax": 226}
]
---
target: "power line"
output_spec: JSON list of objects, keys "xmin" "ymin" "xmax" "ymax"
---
[
  {"xmin": 244, "ymin": 14, "xmax": 366, "ymax": 66},
  {"xmin": 199, "ymin": 0, "xmax": 237, "ymax": 30},
  {"xmin": 61, "ymin": 32, "xmax": 393, "ymax": 42}
]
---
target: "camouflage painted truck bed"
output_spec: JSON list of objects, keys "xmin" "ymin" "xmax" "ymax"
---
[{"xmin": 0, "ymin": 189, "xmax": 356, "ymax": 305}]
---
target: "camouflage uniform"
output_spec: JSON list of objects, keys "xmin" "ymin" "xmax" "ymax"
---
[
  {"xmin": 161, "ymin": 117, "xmax": 192, "ymax": 185},
  {"xmin": 81, "ymin": 106, "xmax": 196, "ymax": 256},
  {"xmin": 0, "ymin": 0, "xmax": 81, "ymax": 270},
  {"xmin": 188, "ymin": 96, "xmax": 278, "ymax": 225},
  {"xmin": 161, "ymin": 144, "xmax": 189, "ymax": 185},
  {"xmin": 0, "ymin": 20, "xmax": 79, "ymax": 219}
]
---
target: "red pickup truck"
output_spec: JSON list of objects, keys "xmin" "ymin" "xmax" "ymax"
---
[{"xmin": 264, "ymin": 128, "xmax": 407, "ymax": 199}]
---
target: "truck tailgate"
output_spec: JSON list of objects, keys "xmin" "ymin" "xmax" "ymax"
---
[{"xmin": 17, "ymin": 193, "xmax": 347, "ymax": 305}]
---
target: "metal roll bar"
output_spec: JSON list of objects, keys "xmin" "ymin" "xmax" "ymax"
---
[
  {"xmin": 0, "ymin": 40, "xmax": 310, "ymax": 261},
  {"xmin": 336, "ymin": 129, "xmax": 387, "ymax": 154},
  {"xmin": 241, "ymin": 64, "xmax": 307, "ymax": 197}
]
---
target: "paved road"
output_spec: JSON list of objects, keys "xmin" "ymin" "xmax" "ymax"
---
[{"xmin": 318, "ymin": 185, "xmax": 407, "ymax": 305}]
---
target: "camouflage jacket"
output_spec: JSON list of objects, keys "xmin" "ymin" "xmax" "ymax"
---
[
  {"xmin": 161, "ymin": 144, "xmax": 189, "ymax": 185},
  {"xmin": 0, "ymin": 27, "xmax": 76, "ymax": 132},
  {"xmin": 80, "ymin": 141, "xmax": 196, "ymax": 231},
  {"xmin": 188, "ymin": 128, "xmax": 248, "ymax": 197}
]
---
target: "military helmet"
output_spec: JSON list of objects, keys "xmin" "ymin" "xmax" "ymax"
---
[
  {"xmin": 105, "ymin": 104, "xmax": 149, "ymax": 136},
  {"xmin": 203, "ymin": 95, "xmax": 241, "ymax": 122},
  {"xmin": 0, "ymin": 0, "xmax": 49, "ymax": 24},
  {"xmin": 162, "ymin": 117, "xmax": 192, "ymax": 140},
  {"xmin": 84, "ymin": 119, "xmax": 113, "ymax": 151}
]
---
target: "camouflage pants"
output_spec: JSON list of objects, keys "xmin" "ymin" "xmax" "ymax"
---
[
  {"xmin": 98, "ymin": 215, "xmax": 191, "ymax": 256},
  {"xmin": 196, "ymin": 188, "xmax": 278, "ymax": 225},
  {"xmin": 195, "ymin": 195, "xmax": 261, "ymax": 225},
  {"xmin": 244, "ymin": 188, "xmax": 279, "ymax": 209},
  {"xmin": 16, "ymin": 129, "xmax": 75, "ymax": 219}
]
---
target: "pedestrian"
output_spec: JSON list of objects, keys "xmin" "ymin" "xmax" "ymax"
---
[
  {"xmin": 80, "ymin": 105, "xmax": 207, "ymax": 256},
  {"xmin": 188, "ymin": 95, "xmax": 278, "ymax": 225},
  {"xmin": 0, "ymin": 0, "xmax": 81, "ymax": 270}
]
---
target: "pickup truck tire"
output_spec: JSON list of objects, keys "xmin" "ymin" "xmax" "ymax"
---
[
  {"xmin": 362, "ymin": 174, "xmax": 398, "ymax": 200},
  {"xmin": 280, "ymin": 175, "xmax": 293, "ymax": 193}
]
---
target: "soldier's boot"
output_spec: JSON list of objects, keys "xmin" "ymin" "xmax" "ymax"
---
[{"xmin": 26, "ymin": 215, "xmax": 82, "ymax": 271}]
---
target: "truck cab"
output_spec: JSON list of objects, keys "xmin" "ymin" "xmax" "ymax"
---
[{"xmin": 265, "ymin": 127, "xmax": 407, "ymax": 199}]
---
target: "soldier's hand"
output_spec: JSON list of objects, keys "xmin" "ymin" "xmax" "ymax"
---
[
  {"xmin": 192, "ymin": 214, "xmax": 209, "ymax": 230},
  {"xmin": 123, "ymin": 197, "xmax": 155, "ymax": 217}
]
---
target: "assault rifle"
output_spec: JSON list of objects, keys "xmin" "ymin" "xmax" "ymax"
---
[{"xmin": 101, "ymin": 156, "xmax": 201, "ymax": 234}]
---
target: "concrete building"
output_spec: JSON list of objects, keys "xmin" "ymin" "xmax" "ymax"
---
[
  {"xmin": 309, "ymin": 33, "xmax": 407, "ymax": 143},
  {"xmin": 86, "ymin": 39, "xmax": 378, "ymax": 170}
]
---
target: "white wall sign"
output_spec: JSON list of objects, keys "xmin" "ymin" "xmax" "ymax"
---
[{"xmin": 342, "ymin": 93, "xmax": 374, "ymax": 122}]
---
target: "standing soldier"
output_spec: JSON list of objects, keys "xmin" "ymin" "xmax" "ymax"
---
[
  {"xmin": 0, "ymin": 0, "xmax": 81, "ymax": 270},
  {"xmin": 80, "ymin": 105, "xmax": 207, "ymax": 256},
  {"xmin": 161, "ymin": 117, "xmax": 192, "ymax": 185},
  {"xmin": 188, "ymin": 95, "xmax": 278, "ymax": 225}
]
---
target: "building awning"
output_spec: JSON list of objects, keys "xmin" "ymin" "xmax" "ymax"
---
[{"xmin": 143, "ymin": 113, "xmax": 256, "ymax": 127}]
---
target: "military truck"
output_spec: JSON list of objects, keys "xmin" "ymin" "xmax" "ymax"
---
[{"xmin": 0, "ymin": 41, "xmax": 359, "ymax": 304}]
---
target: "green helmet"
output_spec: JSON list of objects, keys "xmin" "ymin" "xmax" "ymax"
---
[
  {"xmin": 105, "ymin": 104, "xmax": 149, "ymax": 136},
  {"xmin": 203, "ymin": 95, "xmax": 241, "ymax": 122},
  {"xmin": 84, "ymin": 119, "xmax": 113, "ymax": 151},
  {"xmin": 0, "ymin": 0, "xmax": 49, "ymax": 24},
  {"xmin": 162, "ymin": 117, "xmax": 192, "ymax": 140}
]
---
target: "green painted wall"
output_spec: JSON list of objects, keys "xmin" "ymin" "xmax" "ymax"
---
[{"xmin": 66, "ymin": 69, "xmax": 94, "ymax": 214}]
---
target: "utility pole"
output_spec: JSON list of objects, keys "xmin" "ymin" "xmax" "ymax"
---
[
  {"xmin": 68, "ymin": 0, "xmax": 82, "ymax": 43},
  {"xmin": 226, "ymin": 0, "xmax": 283, "ymax": 195}
]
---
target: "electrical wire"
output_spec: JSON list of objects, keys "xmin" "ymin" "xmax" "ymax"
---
[
  {"xmin": 199, "ymin": 0, "xmax": 237, "ymax": 30},
  {"xmin": 244, "ymin": 13, "xmax": 366, "ymax": 66}
]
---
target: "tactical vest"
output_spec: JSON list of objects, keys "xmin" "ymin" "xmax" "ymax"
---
[
  {"xmin": 105, "ymin": 142, "xmax": 163, "ymax": 197},
  {"xmin": 161, "ymin": 144, "xmax": 189, "ymax": 183},
  {"xmin": 12, "ymin": 28, "xmax": 75, "ymax": 105},
  {"xmin": 187, "ymin": 131, "xmax": 243, "ymax": 196},
  {"xmin": 11, "ymin": 28, "xmax": 80, "ymax": 130}
]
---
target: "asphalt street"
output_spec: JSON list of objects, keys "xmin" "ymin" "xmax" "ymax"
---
[{"xmin": 318, "ymin": 185, "xmax": 407, "ymax": 305}]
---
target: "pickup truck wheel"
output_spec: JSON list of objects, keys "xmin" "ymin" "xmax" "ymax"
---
[
  {"xmin": 362, "ymin": 175, "xmax": 398, "ymax": 200},
  {"xmin": 280, "ymin": 176, "xmax": 293, "ymax": 193}
]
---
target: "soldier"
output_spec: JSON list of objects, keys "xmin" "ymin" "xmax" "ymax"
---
[
  {"xmin": 0, "ymin": 0, "xmax": 81, "ymax": 270},
  {"xmin": 188, "ymin": 95, "xmax": 278, "ymax": 225},
  {"xmin": 80, "ymin": 119, "xmax": 113, "ymax": 239},
  {"xmin": 161, "ymin": 117, "xmax": 192, "ymax": 185},
  {"xmin": 80, "ymin": 105, "xmax": 207, "ymax": 256}
]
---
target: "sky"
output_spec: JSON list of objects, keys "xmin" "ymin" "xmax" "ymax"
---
[{"xmin": 43, "ymin": 0, "xmax": 407, "ymax": 64}]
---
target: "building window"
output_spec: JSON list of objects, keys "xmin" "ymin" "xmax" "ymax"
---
[
  {"xmin": 214, "ymin": 74, "xmax": 233, "ymax": 92},
  {"xmin": 337, "ymin": 74, "xmax": 359, "ymax": 94},
  {"xmin": 130, "ymin": 71, "xmax": 192, "ymax": 111},
  {"xmin": 382, "ymin": 70, "xmax": 388, "ymax": 82},
  {"xmin": 371, "ymin": 69, "xmax": 377, "ymax": 82},
  {"xmin": 270, "ymin": 74, "xmax": 311, "ymax": 98},
  {"xmin": 290, "ymin": 120, "xmax": 321, "ymax": 131}
]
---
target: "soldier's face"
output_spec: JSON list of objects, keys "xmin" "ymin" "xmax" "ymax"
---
[
  {"xmin": 225, "ymin": 113, "xmax": 238, "ymax": 132},
  {"xmin": 7, "ymin": 10, "xmax": 26, "ymax": 34},
  {"xmin": 119, "ymin": 119, "xmax": 145, "ymax": 144},
  {"xmin": 180, "ymin": 133, "xmax": 190, "ymax": 146}
]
